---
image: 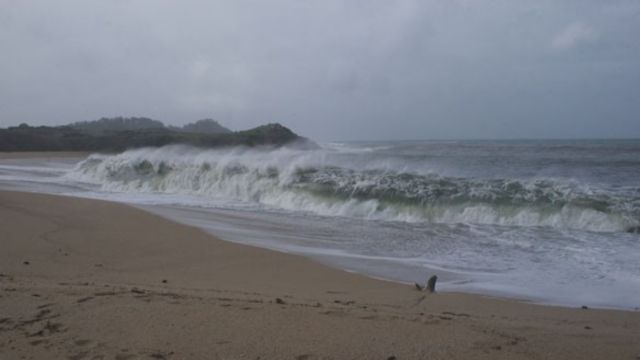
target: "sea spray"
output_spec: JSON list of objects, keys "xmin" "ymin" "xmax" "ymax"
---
[{"xmin": 66, "ymin": 145, "xmax": 639, "ymax": 233}]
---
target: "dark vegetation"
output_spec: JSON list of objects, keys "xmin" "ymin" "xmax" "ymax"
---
[
  {"xmin": 71, "ymin": 117, "xmax": 166, "ymax": 134},
  {"xmin": 168, "ymin": 119, "xmax": 232, "ymax": 134},
  {"xmin": 0, "ymin": 117, "xmax": 311, "ymax": 152}
]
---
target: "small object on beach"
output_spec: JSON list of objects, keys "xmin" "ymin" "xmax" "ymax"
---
[
  {"xmin": 414, "ymin": 275, "xmax": 437, "ymax": 292},
  {"xmin": 23, "ymin": 261, "xmax": 30, "ymax": 265},
  {"xmin": 161, "ymin": 279, "xmax": 168, "ymax": 284},
  {"xmin": 275, "ymin": 298, "xmax": 286, "ymax": 305},
  {"xmin": 426, "ymin": 275, "xmax": 438, "ymax": 293},
  {"xmin": 584, "ymin": 326, "xmax": 592, "ymax": 330},
  {"xmin": 387, "ymin": 356, "xmax": 397, "ymax": 360},
  {"xmin": 581, "ymin": 305, "xmax": 589, "ymax": 310}
]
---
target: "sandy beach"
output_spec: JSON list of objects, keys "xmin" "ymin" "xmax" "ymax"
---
[{"xmin": 1, "ymin": 190, "xmax": 639, "ymax": 359}]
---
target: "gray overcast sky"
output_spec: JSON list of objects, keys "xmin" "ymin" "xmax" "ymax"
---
[{"xmin": 1, "ymin": 0, "xmax": 639, "ymax": 140}]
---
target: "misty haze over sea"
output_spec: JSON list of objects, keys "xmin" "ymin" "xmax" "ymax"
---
[{"xmin": 1, "ymin": 139, "xmax": 639, "ymax": 309}]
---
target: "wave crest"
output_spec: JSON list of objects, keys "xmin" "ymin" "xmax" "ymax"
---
[{"xmin": 67, "ymin": 146, "xmax": 639, "ymax": 233}]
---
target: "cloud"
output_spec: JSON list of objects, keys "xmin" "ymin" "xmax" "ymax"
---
[
  {"xmin": 551, "ymin": 22, "xmax": 596, "ymax": 50},
  {"xmin": 1, "ymin": 1, "xmax": 639, "ymax": 139}
]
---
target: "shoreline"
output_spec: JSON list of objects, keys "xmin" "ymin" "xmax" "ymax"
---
[
  {"xmin": 1, "ymin": 150, "xmax": 637, "ymax": 311},
  {"xmin": 1, "ymin": 190, "xmax": 639, "ymax": 359}
]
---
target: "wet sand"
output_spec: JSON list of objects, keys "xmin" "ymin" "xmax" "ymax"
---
[{"xmin": 1, "ymin": 190, "xmax": 639, "ymax": 359}]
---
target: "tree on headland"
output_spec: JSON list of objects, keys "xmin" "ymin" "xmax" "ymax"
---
[
  {"xmin": 71, "ymin": 117, "xmax": 165, "ymax": 134},
  {"xmin": 175, "ymin": 119, "xmax": 232, "ymax": 134}
]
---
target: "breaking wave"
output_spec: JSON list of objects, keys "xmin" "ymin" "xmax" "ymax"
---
[{"xmin": 66, "ymin": 146, "xmax": 640, "ymax": 233}]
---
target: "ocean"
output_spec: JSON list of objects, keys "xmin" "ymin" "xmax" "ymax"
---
[{"xmin": 1, "ymin": 139, "xmax": 639, "ymax": 309}]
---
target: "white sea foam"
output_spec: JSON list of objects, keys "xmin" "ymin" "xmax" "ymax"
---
[{"xmin": 65, "ymin": 145, "xmax": 638, "ymax": 233}]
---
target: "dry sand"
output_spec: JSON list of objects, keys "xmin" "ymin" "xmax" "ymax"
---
[{"xmin": 1, "ymin": 190, "xmax": 639, "ymax": 360}]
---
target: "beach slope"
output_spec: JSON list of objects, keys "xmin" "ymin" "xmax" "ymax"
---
[{"xmin": 1, "ymin": 191, "xmax": 638, "ymax": 359}]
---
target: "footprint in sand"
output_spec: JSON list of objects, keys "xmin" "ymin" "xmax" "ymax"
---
[
  {"xmin": 29, "ymin": 339, "xmax": 48, "ymax": 346},
  {"xmin": 149, "ymin": 351, "xmax": 174, "ymax": 359},
  {"xmin": 28, "ymin": 321, "xmax": 66, "ymax": 337},
  {"xmin": 67, "ymin": 351, "xmax": 89, "ymax": 360},
  {"xmin": 114, "ymin": 353, "xmax": 136, "ymax": 360},
  {"xmin": 74, "ymin": 339, "xmax": 92, "ymax": 347}
]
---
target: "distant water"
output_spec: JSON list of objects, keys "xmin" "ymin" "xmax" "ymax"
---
[{"xmin": 1, "ymin": 140, "xmax": 639, "ymax": 309}]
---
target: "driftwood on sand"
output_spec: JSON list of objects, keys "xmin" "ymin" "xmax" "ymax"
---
[{"xmin": 414, "ymin": 275, "xmax": 438, "ymax": 293}]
